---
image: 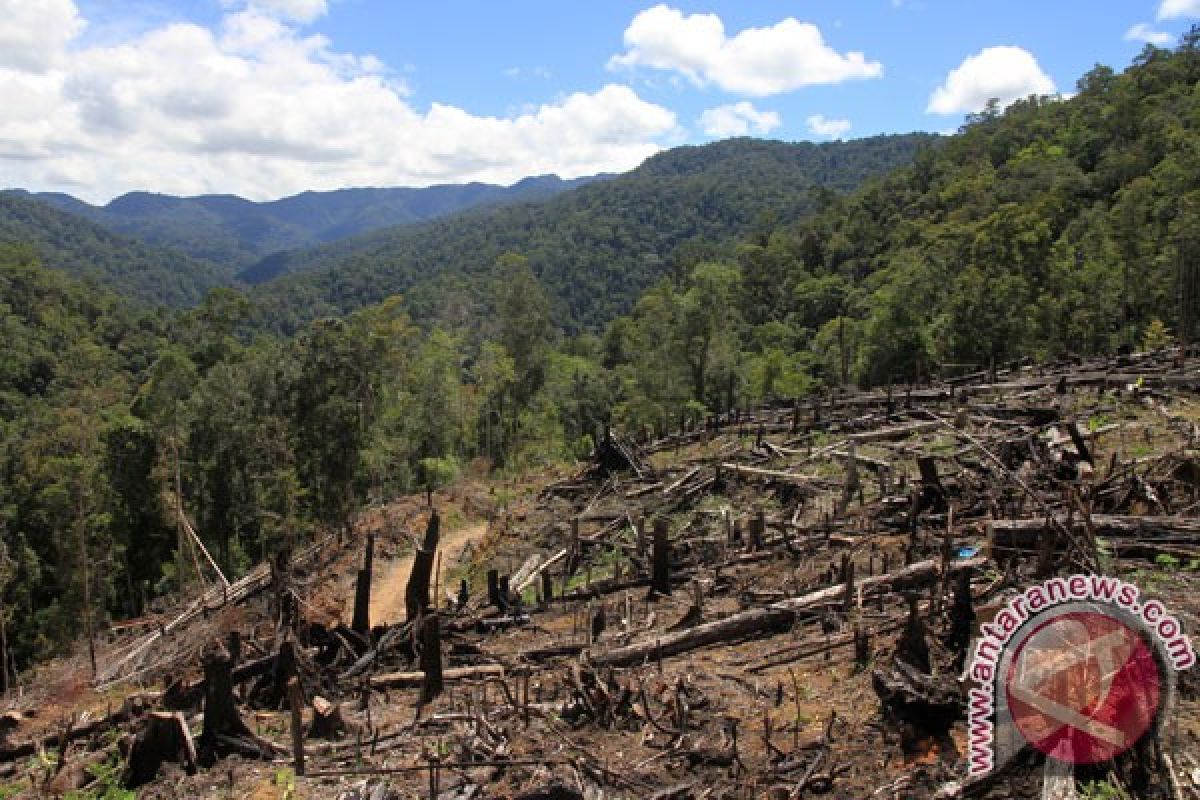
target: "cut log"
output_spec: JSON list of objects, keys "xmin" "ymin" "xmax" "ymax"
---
[{"xmin": 593, "ymin": 557, "xmax": 986, "ymax": 667}]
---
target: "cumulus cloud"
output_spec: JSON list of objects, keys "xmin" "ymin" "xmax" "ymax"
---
[
  {"xmin": 927, "ymin": 46, "xmax": 1056, "ymax": 115},
  {"xmin": 1125, "ymin": 23, "xmax": 1173, "ymax": 45},
  {"xmin": 806, "ymin": 114, "xmax": 851, "ymax": 139},
  {"xmin": 0, "ymin": 0, "xmax": 84, "ymax": 73},
  {"xmin": 609, "ymin": 4, "xmax": 882, "ymax": 96},
  {"xmin": 221, "ymin": 0, "xmax": 329, "ymax": 24},
  {"xmin": 0, "ymin": 2, "xmax": 677, "ymax": 202},
  {"xmin": 1158, "ymin": 0, "xmax": 1200, "ymax": 19},
  {"xmin": 699, "ymin": 102, "xmax": 780, "ymax": 137}
]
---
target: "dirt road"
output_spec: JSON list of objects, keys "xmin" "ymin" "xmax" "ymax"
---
[{"xmin": 367, "ymin": 520, "xmax": 490, "ymax": 625}]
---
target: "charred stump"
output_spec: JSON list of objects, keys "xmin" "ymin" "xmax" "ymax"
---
[
  {"xmin": 351, "ymin": 532, "xmax": 375, "ymax": 638},
  {"xmin": 651, "ymin": 517, "xmax": 671, "ymax": 597},
  {"xmin": 198, "ymin": 643, "xmax": 255, "ymax": 766},
  {"xmin": 406, "ymin": 510, "xmax": 441, "ymax": 622},
  {"xmin": 418, "ymin": 610, "xmax": 443, "ymax": 705},
  {"xmin": 124, "ymin": 712, "xmax": 197, "ymax": 788}
]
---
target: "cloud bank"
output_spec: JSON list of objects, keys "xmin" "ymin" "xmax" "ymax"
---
[{"xmin": 0, "ymin": 0, "xmax": 678, "ymax": 201}]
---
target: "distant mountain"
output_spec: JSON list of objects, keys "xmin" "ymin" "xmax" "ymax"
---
[
  {"xmin": 249, "ymin": 134, "xmax": 939, "ymax": 333},
  {"xmin": 0, "ymin": 191, "xmax": 231, "ymax": 307},
  {"xmin": 35, "ymin": 175, "xmax": 603, "ymax": 271}
]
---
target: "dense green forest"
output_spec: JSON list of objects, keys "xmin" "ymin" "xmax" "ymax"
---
[
  {"xmin": 249, "ymin": 135, "xmax": 936, "ymax": 334},
  {"xmin": 0, "ymin": 191, "xmax": 232, "ymax": 307},
  {"xmin": 0, "ymin": 35, "xmax": 1197, "ymax": 681},
  {"xmin": 36, "ymin": 174, "xmax": 598, "ymax": 272}
]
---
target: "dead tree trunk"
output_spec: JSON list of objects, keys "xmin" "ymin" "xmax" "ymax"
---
[
  {"xmin": 287, "ymin": 677, "xmax": 305, "ymax": 776},
  {"xmin": 749, "ymin": 510, "xmax": 766, "ymax": 552},
  {"xmin": 351, "ymin": 532, "xmax": 375, "ymax": 638},
  {"xmin": 651, "ymin": 517, "xmax": 671, "ymax": 597},
  {"xmin": 487, "ymin": 569, "xmax": 501, "ymax": 608},
  {"xmin": 406, "ymin": 510, "xmax": 441, "ymax": 622},
  {"xmin": 198, "ymin": 643, "xmax": 252, "ymax": 766},
  {"xmin": 418, "ymin": 611, "xmax": 443, "ymax": 704}
]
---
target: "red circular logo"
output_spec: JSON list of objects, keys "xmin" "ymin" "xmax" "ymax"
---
[{"xmin": 1005, "ymin": 611, "xmax": 1161, "ymax": 764}]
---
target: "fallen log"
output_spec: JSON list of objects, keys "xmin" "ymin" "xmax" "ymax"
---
[
  {"xmin": 0, "ymin": 693, "xmax": 159, "ymax": 764},
  {"xmin": 592, "ymin": 557, "xmax": 986, "ymax": 667},
  {"xmin": 988, "ymin": 515, "xmax": 1200, "ymax": 554},
  {"xmin": 719, "ymin": 464, "xmax": 824, "ymax": 492},
  {"xmin": 847, "ymin": 421, "xmax": 938, "ymax": 444},
  {"xmin": 369, "ymin": 663, "xmax": 504, "ymax": 690}
]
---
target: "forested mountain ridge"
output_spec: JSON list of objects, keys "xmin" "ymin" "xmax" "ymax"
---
[
  {"xmin": 31, "ymin": 174, "xmax": 603, "ymax": 272},
  {"xmin": 247, "ymin": 134, "xmax": 938, "ymax": 334},
  {"xmin": 595, "ymin": 34, "xmax": 1200, "ymax": 434},
  {"xmin": 0, "ymin": 191, "xmax": 232, "ymax": 307}
]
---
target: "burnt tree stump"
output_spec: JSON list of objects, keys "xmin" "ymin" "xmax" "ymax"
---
[
  {"xmin": 351, "ymin": 532, "xmax": 375, "ymax": 638},
  {"xmin": 418, "ymin": 610, "xmax": 443, "ymax": 705},
  {"xmin": 198, "ymin": 644, "xmax": 254, "ymax": 766},
  {"xmin": 124, "ymin": 712, "xmax": 197, "ymax": 788},
  {"xmin": 406, "ymin": 510, "xmax": 441, "ymax": 622},
  {"xmin": 651, "ymin": 517, "xmax": 671, "ymax": 597}
]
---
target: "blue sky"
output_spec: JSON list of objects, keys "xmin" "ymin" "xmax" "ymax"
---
[
  {"xmin": 308, "ymin": 0, "xmax": 1187, "ymax": 134},
  {"xmin": 2, "ymin": 0, "xmax": 1196, "ymax": 201}
]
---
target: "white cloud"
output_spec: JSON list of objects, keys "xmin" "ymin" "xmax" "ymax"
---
[
  {"xmin": 0, "ymin": 3, "xmax": 678, "ymax": 202},
  {"xmin": 1158, "ymin": 0, "xmax": 1200, "ymax": 19},
  {"xmin": 609, "ymin": 4, "xmax": 882, "ymax": 96},
  {"xmin": 0, "ymin": 0, "xmax": 84, "ymax": 73},
  {"xmin": 699, "ymin": 102, "xmax": 781, "ymax": 137},
  {"xmin": 927, "ymin": 46, "xmax": 1056, "ymax": 115},
  {"xmin": 806, "ymin": 114, "xmax": 851, "ymax": 139},
  {"xmin": 220, "ymin": 0, "xmax": 329, "ymax": 24},
  {"xmin": 1125, "ymin": 23, "xmax": 1173, "ymax": 45}
]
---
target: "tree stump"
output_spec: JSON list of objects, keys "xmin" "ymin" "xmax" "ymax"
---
[
  {"xmin": 418, "ymin": 611, "xmax": 443, "ymax": 705},
  {"xmin": 308, "ymin": 696, "xmax": 351, "ymax": 740},
  {"xmin": 406, "ymin": 510, "xmax": 440, "ymax": 622},
  {"xmin": 651, "ymin": 517, "xmax": 671, "ymax": 597},
  {"xmin": 487, "ymin": 569, "xmax": 501, "ymax": 608},
  {"xmin": 896, "ymin": 594, "xmax": 930, "ymax": 674},
  {"xmin": 198, "ymin": 643, "xmax": 254, "ymax": 766},
  {"xmin": 125, "ymin": 712, "xmax": 197, "ymax": 788},
  {"xmin": 351, "ymin": 532, "xmax": 375, "ymax": 638}
]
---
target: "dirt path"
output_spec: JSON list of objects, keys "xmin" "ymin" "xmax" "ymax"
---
[{"xmin": 367, "ymin": 520, "xmax": 490, "ymax": 626}]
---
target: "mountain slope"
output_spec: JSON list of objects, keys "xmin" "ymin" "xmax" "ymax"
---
[
  {"xmin": 613, "ymin": 34, "xmax": 1200, "ymax": 394},
  {"xmin": 250, "ymin": 134, "xmax": 938, "ymax": 333},
  {"xmin": 36, "ymin": 175, "xmax": 601, "ymax": 271},
  {"xmin": 0, "ymin": 191, "xmax": 232, "ymax": 307}
]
